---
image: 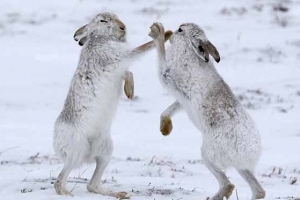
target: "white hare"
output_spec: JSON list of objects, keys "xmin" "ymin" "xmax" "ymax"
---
[
  {"xmin": 53, "ymin": 13, "xmax": 171, "ymax": 198},
  {"xmin": 149, "ymin": 22, "xmax": 266, "ymax": 200}
]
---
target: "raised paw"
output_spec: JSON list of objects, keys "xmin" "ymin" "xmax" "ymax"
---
[
  {"xmin": 124, "ymin": 76, "xmax": 134, "ymax": 100},
  {"xmin": 160, "ymin": 116, "xmax": 173, "ymax": 136},
  {"xmin": 149, "ymin": 22, "xmax": 165, "ymax": 41}
]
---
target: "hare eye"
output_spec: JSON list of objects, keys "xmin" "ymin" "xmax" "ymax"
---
[
  {"xmin": 100, "ymin": 20, "xmax": 108, "ymax": 23},
  {"xmin": 178, "ymin": 28, "xmax": 183, "ymax": 32}
]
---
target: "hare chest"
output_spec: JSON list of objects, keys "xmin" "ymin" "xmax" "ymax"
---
[
  {"xmin": 161, "ymin": 55, "xmax": 209, "ymax": 132},
  {"xmin": 78, "ymin": 68, "xmax": 124, "ymax": 139}
]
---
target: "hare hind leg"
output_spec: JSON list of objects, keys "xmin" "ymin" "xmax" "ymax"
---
[
  {"xmin": 203, "ymin": 159, "xmax": 235, "ymax": 200},
  {"xmin": 87, "ymin": 155, "xmax": 129, "ymax": 199},
  {"xmin": 54, "ymin": 159, "xmax": 75, "ymax": 196},
  {"xmin": 237, "ymin": 169, "xmax": 266, "ymax": 199},
  {"xmin": 53, "ymin": 126, "xmax": 89, "ymax": 196},
  {"xmin": 87, "ymin": 136, "xmax": 130, "ymax": 199}
]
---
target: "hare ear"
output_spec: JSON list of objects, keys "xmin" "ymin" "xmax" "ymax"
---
[
  {"xmin": 190, "ymin": 39, "xmax": 210, "ymax": 62},
  {"xmin": 74, "ymin": 24, "xmax": 87, "ymax": 43},
  {"xmin": 207, "ymin": 40, "xmax": 220, "ymax": 63},
  {"xmin": 78, "ymin": 37, "xmax": 88, "ymax": 46}
]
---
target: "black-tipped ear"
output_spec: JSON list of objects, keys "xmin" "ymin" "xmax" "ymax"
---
[
  {"xmin": 191, "ymin": 39, "xmax": 210, "ymax": 62},
  {"xmin": 74, "ymin": 24, "xmax": 87, "ymax": 42},
  {"xmin": 191, "ymin": 39, "xmax": 220, "ymax": 63},
  {"xmin": 207, "ymin": 40, "xmax": 220, "ymax": 63},
  {"xmin": 78, "ymin": 37, "xmax": 87, "ymax": 46}
]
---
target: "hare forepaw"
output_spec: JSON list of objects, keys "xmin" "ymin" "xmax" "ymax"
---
[
  {"xmin": 160, "ymin": 116, "xmax": 173, "ymax": 136},
  {"xmin": 149, "ymin": 22, "xmax": 165, "ymax": 41},
  {"xmin": 124, "ymin": 77, "xmax": 134, "ymax": 100},
  {"xmin": 124, "ymin": 71, "xmax": 134, "ymax": 100}
]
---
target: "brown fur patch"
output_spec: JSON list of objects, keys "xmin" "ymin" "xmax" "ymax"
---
[
  {"xmin": 207, "ymin": 40, "xmax": 220, "ymax": 63},
  {"xmin": 224, "ymin": 183, "xmax": 235, "ymax": 199},
  {"xmin": 116, "ymin": 19, "xmax": 126, "ymax": 31},
  {"xmin": 160, "ymin": 116, "xmax": 173, "ymax": 136}
]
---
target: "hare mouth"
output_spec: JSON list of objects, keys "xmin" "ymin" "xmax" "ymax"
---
[{"xmin": 119, "ymin": 34, "xmax": 126, "ymax": 42}]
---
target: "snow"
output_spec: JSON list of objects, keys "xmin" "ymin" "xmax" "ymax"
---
[{"xmin": 0, "ymin": 0, "xmax": 299, "ymax": 199}]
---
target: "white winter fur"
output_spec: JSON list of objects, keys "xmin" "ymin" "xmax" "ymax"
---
[
  {"xmin": 149, "ymin": 23, "xmax": 265, "ymax": 200},
  {"xmin": 165, "ymin": 42, "xmax": 261, "ymax": 171},
  {"xmin": 54, "ymin": 40, "xmax": 129, "ymax": 162},
  {"xmin": 53, "ymin": 13, "xmax": 162, "ymax": 198}
]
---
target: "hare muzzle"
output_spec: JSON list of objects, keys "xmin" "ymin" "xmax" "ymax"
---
[{"xmin": 116, "ymin": 19, "xmax": 126, "ymax": 32}]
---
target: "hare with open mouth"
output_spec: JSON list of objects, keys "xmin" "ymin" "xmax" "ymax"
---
[
  {"xmin": 149, "ymin": 22, "xmax": 266, "ymax": 200},
  {"xmin": 53, "ymin": 13, "xmax": 172, "ymax": 199}
]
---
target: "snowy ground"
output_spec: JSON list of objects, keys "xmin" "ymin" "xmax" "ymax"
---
[{"xmin": 0, "ymin": 0, "xmax": 300, "ymax": 199}]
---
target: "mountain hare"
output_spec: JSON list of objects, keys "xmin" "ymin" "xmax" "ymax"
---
[
  {"xmin": 149, "ymin": 22, "xmax": 266, "ymax": 200},
  {"xmin": 53, "ymin": 13, "xmax": 171, "ymax": 198}
]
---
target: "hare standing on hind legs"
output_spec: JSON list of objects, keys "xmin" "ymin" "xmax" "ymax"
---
[
  {"xmin": 149, "ymin": 22, "xmax": 266, "ymax": 200},
  {"xmin": 53, "ymin": 13, "xmax": 172, "ymax": 198}
]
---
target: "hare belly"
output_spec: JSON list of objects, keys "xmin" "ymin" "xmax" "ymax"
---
[
  {"xmin": 173, "ymin": 95, "xmax": 206, "ymax": 133},
  {"xmin": 83, "ymin": 76, "xmax": 123, "ymax": 138}
]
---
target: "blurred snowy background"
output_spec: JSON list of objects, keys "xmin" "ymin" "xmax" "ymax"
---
[{"xmin": 0, "ymin": 0, "xmax": 299, "ymax": 199}]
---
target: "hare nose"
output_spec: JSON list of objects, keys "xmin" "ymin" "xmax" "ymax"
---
[{"xmin": 116, "ymin": 19, "xmax": 126, "ymax": 31}]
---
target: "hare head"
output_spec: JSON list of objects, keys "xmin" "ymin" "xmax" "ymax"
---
[
  {"xmin": 170, "ymin": 23, "xmax": 220, "ymax": 63},
  {"xmin": 74, "ymin": 12, "xmax": 126, "ymax": 45}
]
